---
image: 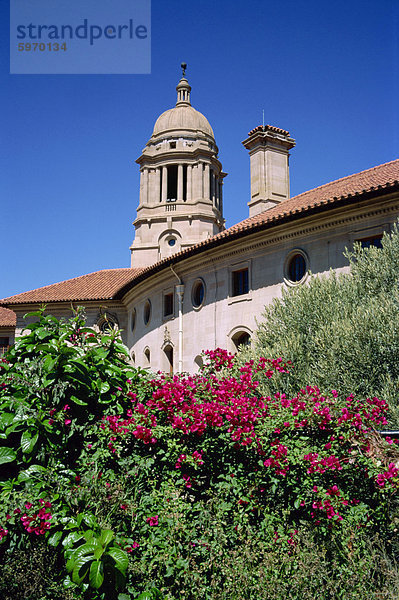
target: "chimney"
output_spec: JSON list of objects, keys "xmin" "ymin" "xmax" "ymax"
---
[{"xmin": 242, "ymin": 125, "xmax": 296, "ymax": 217}]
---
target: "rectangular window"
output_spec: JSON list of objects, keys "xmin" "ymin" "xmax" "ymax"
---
[
  {"xmin": 0, "ymin": 337, "xmax": 9, "ymax": 356},
  {"xmin": 232, "ymin": 268, "xmax": 249, "ymax": 297},
  {"xmin": 358, "ymin": 235, "xmax": 383, "ymax": 249},
  {"xmin": 163, "ymin": 292, "xmax": 174, "ymax": 317}
]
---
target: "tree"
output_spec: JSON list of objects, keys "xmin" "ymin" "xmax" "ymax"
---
[{"xmin": 251, "ymin": 224, "xmax": 399, "ymax": 427}]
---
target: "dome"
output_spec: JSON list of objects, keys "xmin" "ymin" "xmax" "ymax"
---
[{"xmin": 152, "ymin": 105, "xmax": 214, "ymax": 139}]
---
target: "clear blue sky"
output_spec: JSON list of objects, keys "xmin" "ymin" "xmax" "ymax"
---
[{"xmin": 1, "ymin": 0, "xmax": 398, "ymax": 299}]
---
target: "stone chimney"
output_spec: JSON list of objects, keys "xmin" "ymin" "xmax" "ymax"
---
[{"xmin": 242, "ymin": 125, "xmax": 296, "ymax": 217}]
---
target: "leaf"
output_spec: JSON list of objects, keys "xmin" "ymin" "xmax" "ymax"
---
[
  {"xmin": 100, "ymin": 381, "xmax": 110, "ymax": 394},
  {"xmin": 62, "ymin": 531, "xmax": 85, "ymax": 549},
  {"xmin": 71, "ymin": 555, "xmax": 92, "ymax": 585},
  {"xmin": 48, "ymin": 530, "xmax": 63, "ymax": 547},
  {"xmin": 21, "ymin": 430, "xmax": 39, "ymax": 454},
  {"xmin": 107, "ymin": 547, "xmax": 129, "ymax": 575},
  {"xmin": 99, "ymin": 528, "xmax": 114, "ymax": 548},
  {"xmin": 70, "ymin": 395, "xmax": 88, "ymax": 406},
  {"xmin": 118, "ymin": 594, "xmax": 131, "ymax": 600},
  {"xmin": 43, "ymin": 355, "xmax": 57, "ymax": 372},
  {"xmin": 0, "ymin": 413, "xmax": 15, "ymax": 430},
  {"xmin": 18, "ymin": 464, "xmax": 47, "ymax": 482},
  {"xmin": 0, "ymin": 447, "xmax": 16, "ymax": 465},
  {"xmin": 89, "ymin": 560, "xmax": 104, "ymax": 590}
]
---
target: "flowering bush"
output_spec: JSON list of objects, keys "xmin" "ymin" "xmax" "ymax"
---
[{"xmin": 0, "ymin": 311, "xmax": 399, "ymax": 599}]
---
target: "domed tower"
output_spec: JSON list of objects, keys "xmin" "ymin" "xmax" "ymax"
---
[{"xmin": 130, "ymin": 64, "xmax": 227, "ymax": 268}]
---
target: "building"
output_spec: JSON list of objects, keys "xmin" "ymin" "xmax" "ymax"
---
[{"xmin": 1, "ymin": 68, "xmax": 399, "ymax": 372}]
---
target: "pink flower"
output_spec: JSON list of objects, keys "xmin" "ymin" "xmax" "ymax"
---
[
  {"xmin": 146, "ymin": 515, "xmax": 159, "ymax": 527},
  {"xmin": 64, "ymin": 419, "xmax": 72, "ymax": 426}
]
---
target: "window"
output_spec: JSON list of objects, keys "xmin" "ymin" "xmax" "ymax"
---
[
  {"xmin": 144, "ymin": 347, "xmax": 151, "ymax": 368},
  {"xmin": 285, "ymin": 250, "xmax": 308, "ymax": 284},
  {"xmin": 163, "ymin": 292, "xmax": 174, "ymax": 318},
  {"xmin": 131, "ymin": 308, "xmax": 136, "ymax": 332},
  {"xmin": 167, "ymin": 165, "xmax": 178, "ymax": 201},
  {"xmin": 169, "ymin": 141, "xmax": 176, "ymax": 149},
  {"xmin": 232, "ymin": 331, "xmax": 251, "ymax": 350},
  {"xmin": 144, "ymin": 300, "xmax": 151, "ymax": 325},
  {"xmin": 192, "ymin": 279, "xmax": 205, "ymax": 308},
  {"xmin": 358, "ymin": 235, "xmax": 383, "ymax": 249},
  {"xmin": 0, "ymin": 337, "xmax": 9, "ymax": 356},
  {"xmin": 168, "ymin": 238, "xmax": 176, "ymax": 247},
  {"xmin": 232, "ymin": 268, "xmax": 249, "ymax": 296},
  {"xmin": 164, "ymin": 345, "xmax": 174, "ymax": 375}
]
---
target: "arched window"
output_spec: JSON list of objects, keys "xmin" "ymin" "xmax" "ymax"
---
[
  {"xmin": 144, "ymin": 300, "xmax": 151, "ymax": 325},
  {"xmin": 232, "ymin": 331, "xmax": 251, "ymax": 350},
  {"xmin": 143, "ymin": 347, "xmax": 151, "ymax": 368},
  {"xmin": 163, "ymin": 344, "xmax": 174, "ymax": 376}
]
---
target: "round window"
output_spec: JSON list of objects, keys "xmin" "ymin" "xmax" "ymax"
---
[
  {"xmin": 168, "ymin": 238, "xmax": 176, "ymax": 247},
  {"xmin": 287, "ymin": 252, "xmax": 307, "ymax": 283},
  {"xmin": 131, "ymin": 308, "xmax": 136, "ymax": 332},
  {"xmin": 143, "ymin": 300, "xmax": 151, "ymax": 325},
  {"xmin": 192, "ymin": 279, "xmax": 205, "ymax": 308}
]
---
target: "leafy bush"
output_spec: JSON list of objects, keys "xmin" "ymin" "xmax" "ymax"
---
[
  {"xmin": 250, "ymin": 225, "xmax": 399, "ymax": 426},
  {"xmin": 1, "ymin": 313, "xmax": 399, "ymax": 598}
]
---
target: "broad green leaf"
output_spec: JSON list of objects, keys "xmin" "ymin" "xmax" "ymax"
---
[
  {"xmin": 21, "ymin": 430, "xmax": 39, "ymax": 454},
  {"xmin": 107, "ymin": 547, "xmax": 128, "ymax": 575},
  {"xmin": 99, "ymin": 528, "xmax": 114, "ymax": 547},
  {"xmin": 48, "ymin": 530, "xmax": 63, "ymax": 547},
  {"xmin": 71, "ymin": 555, "xmax": 92, "ymax": 585},
  {"xmin": 118, "ymin": 594, "xmax": 130, "ymax": 600},
  {"xmin": 18, "ymin": 464, "xmax": 47, "ymax": 482},
  {"xmin": 0, "ymin": 447, "xmax": 16, "ymax": 465},
  {"xmin": 62, "ymin": 531, "xmax": 85, "ymax": 549},
  {"xmin": 0, "ymin": 413, "xmax": 14, "ymax": 430},
  {"xmin": 43, "ymin": 355, "xmax": 57, "ymax": 372},
  {"xmin": 89, "ymin": 559, "xmax": 104, "ymax": 590},
  {"xmin": 100, "ymin": 381, "xmax": 110, "ymax": 394}
]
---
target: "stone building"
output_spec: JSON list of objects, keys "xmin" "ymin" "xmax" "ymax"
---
[{"xmin": 1, "ymin": 69, "xmax": 399, "ymax": 373}]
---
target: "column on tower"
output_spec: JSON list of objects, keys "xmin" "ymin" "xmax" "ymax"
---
[
  {"xmin": 177, "ymin": 164, "xmax": 184, "ymax": 201},
  {"xmin": 186, "ymin": 165, "xmax": 192, "ymax": 201},
  {"xmin": 210, "ymin": 169, "xmax": 215, "ymax": 205},
  {"xmin": 154, "ymin": 167, "xmax": 161, "ymax": 203},
  {"xmin": 203, "ymin": 163, "xmax": 210, "ymax": 201},
  {"xmin": 161, "ymin": 166, "xmax": 167, "ymax": 202},
  {"xmin": 142, "ymin": 168, "xmax": 149, "ymax": 204}
]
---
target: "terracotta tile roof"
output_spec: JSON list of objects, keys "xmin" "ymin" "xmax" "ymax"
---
[
  {"xmin": 0, "ymin": 307, "xmax": 16, "ymax": 327},
  {"xmin": 0, "ymin": 268, "xmax": 142, "ymax": 306},
  {"xmin": 247, "ymin": 124, "xmax": 290, "ymax": 137},
  {"xmin": 225, "ymin": 158, "xmax": 399, "ymax": 234}
]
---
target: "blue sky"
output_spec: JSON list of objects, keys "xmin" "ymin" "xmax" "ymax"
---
[{"xmin": 1, "ymin": 0, "xmax": 398, "ymax": 299}]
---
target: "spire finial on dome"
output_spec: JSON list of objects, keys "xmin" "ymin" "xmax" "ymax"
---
[{"xmin": 176, "ymin": 63, "xmax": 191, "ymax": 106}]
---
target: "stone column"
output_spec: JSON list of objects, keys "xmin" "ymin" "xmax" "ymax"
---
[
  {"xmin": 203, "ymin": 163, "xmax": 210, "ymax": 201},
  {"xmin": 142, "ymin": 168, "xmax": 149, "ymax": 205},
  {"xmin": 177, "ymin": 164, "xmax": 184, "ymax": 202},
  {"xmin": 154, "ymin": 168, "xmax": 161, "ymax": 203},
  {"xmin": 186, "ymin": 165, "xmax": 192, "ymax": 201},
  {"xmin": 161, "ymin": 166, "xmax": 167, "ymax": 202},
  {"xmin": 210, "ymin": 169, "xmax": 215, "ymax": 205},
  {"xmin": 139, "ymin": 169, "xmax": 144, "ymax": 205}
]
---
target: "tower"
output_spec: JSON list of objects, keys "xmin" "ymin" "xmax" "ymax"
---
[
  {"xmin": 242, "ymin": 125, "xmax": 296, "ymax": 217},
  {"xmin": 130, "ymin": 64, "xmax": 227, "ymax": 268}
]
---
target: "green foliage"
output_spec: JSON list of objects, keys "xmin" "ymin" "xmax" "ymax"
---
[
  {"xmin": 0, "ymin": 311, "xmax": 399, "ymax": 598},
  {"xmin": 250, "ymin": 225, "xmax": 399, "ymax": 426}
]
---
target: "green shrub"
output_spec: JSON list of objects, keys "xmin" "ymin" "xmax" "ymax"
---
[{"xmin": 250, "ymin": 224, "xmax": 399, "ymax": 426}]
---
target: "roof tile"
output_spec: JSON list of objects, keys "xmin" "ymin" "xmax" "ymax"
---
[{"xmin": 0, "ymin": 268, "xmax": 142, "ymax": 306}]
